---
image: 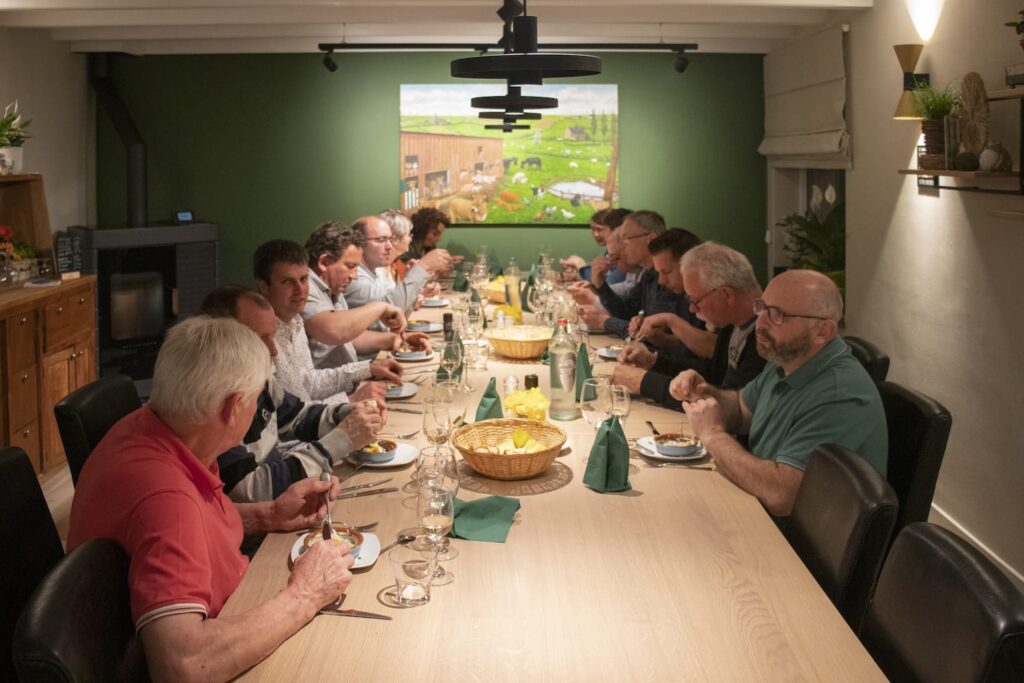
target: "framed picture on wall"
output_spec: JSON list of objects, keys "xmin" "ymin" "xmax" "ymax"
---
[{"xmin": 399, "ymin": 84, "xmax": 619, "ymax": 226}]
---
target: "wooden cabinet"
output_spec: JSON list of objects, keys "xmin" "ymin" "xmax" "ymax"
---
[{"xmin": 1, "ymin": 277, "xmax": 97, "ymax": 474}]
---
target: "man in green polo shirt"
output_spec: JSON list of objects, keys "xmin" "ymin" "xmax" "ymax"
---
[{"xmin": 669, "ymin": 269, "xmax": 887, "ymax": 517}]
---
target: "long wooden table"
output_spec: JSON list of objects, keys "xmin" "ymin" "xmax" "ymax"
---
[{"xmin": 222, "ymin": 303, "xmax": 885, "ymax": 681}]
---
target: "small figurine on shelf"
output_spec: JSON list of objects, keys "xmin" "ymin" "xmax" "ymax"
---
[{"xmin": 0, "ymin": 100, "xmax": 31, "ymax": 176}]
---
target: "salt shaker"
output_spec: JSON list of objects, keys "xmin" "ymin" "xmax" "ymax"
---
[{"xmin": 503, "ymin": 375, "xmax": 519, "ymax": 396}]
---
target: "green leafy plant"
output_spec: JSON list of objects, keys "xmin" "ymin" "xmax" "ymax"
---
[
  {"xmin": 1005, "ymin": 10, "xmax": 1024, "ymax": 35},
  {"xmin": 0, "ymin": 100, "xmax": 31, "ymax": 147},
  {"xmin": 912, "ymin": 83, "xmax": 960, "ymax": 120},
  {"xmin": 778, "ymin": 184, "xmax": 845, "ymax": 274}
]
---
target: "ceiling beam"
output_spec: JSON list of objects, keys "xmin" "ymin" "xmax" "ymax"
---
[{"xmin": 0, "ymin": 0, "xmax": 871, "ymax": 8}]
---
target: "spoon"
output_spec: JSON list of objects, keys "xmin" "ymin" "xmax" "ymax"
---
[
  {"xmin": 319, "ymin": 472, "xmax": 333, "ymax": 541},
  {"xmin": 379, "ymin": 534, "xmax": 416, "ymax": 555}
]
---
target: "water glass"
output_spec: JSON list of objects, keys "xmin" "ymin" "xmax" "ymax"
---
[
  {"xmin": 579, "ymin": 378, "xmax": 612, "ymax": 429},
  {"xmin": 465, "ymin": 339, "xmax": 489, "ymax": 370},
  {"xmin": 388, "ymin": 545, "xmax": 435, "ymax": 607},
  {"xmin": 610, "ymin": 384, "xmax": 631, "ymax": 425}
]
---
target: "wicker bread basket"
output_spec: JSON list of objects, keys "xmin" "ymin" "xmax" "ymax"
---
[
  {"xmin": 484, "ymin": 325, "xmax": 553, "ymax": 359},
  {"xmin": 452, "ymin": 419, "xmax": 566, "ymax": 480}
]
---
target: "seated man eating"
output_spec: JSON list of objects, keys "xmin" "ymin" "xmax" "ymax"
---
[
  {"xmin": 614, "ymin": 242, "xmax": 765, "ymax": 408},
  {"xmin": 202, "ymin": 285, "xmax": 383, "ymax": 502},
  {"xmin": 670, "ymin": 269, "xmax": 887, "ymax": 516},
  {"xmin": 68, "ymin": 316, "xmax": 355, "ymax": 681}
]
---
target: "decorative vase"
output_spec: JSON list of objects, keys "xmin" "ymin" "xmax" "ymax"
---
[
  {"xmin": 978, "ymin": 142, "xmax": 1012, "ymax": 172},
  {"xmin": 919, "ymin": 119, "xmax": 946, "ymax": 169},
  {"xmin": 0, "ymin": 147, "xmax": 23, "ymax": 175}
]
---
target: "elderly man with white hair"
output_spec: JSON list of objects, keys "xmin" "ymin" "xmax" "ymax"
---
[
  {"xmin": 670, "ymin": 269, "xmax": 887, "ymax": 517},
  {"xmin": 68, "ymin": 316, "xmax": 354, "ymax": 681}
]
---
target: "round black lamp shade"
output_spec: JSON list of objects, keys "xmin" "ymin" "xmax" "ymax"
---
[{"xmin": 452, "ymin": 52, "xmax": 602, "ymax": 84}]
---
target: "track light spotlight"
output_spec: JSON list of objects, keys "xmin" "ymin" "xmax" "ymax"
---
[
  {"xmin": 323, "ymin": 51, "xmax": 338, "ymax": 72},
  {"xmin": 674, "ymin": 52, "xmax": 689, "ymax": 74},
  {"xmin": 496, "ymin": 0, "xmax": 525, "ymax": 23}
]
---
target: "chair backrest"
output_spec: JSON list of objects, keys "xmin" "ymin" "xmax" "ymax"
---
[
  {"xmin": 785, "ymin": 443, "xmax": 899, "ymax": 634},
  {"xmin": 862, "ymin": 523, "xmax": 1024, "ymax": 682},
  {"xmin": 877, "ymin": 380, "xmax": 952, "ymax": 535},
  {"xmin": 54, "ymin": 374, "xmax": 141, "ymax": 485},
  {"xmin": 12, "ymin": 539, "xmax": 148, "ymax": 682},
  {"xmin": 843, "ymin": 335, "xmax": 891, "ymax": 383},
  {"xmin": 0, "ymin": 447, "xmax": 66, "ymax": 682}
]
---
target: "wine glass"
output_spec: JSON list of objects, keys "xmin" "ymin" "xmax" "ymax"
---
[
  {"xmin": 579, "ymin": 378, "xmax": 611, "ymax": 430},
  {"xmin": 610, "ymin": 384, "xmax": 631, "ymax": 426},
  {"xmin": 419, "ymin": 447, "xmax": 461, "ymax": 561},
  {"xmin": 439, "ymin": 340, "xmax": 463, "ymax": 382},
  {"xmin": 417, "ymin": 487, "xmax": 455, "ymax": 586},
  {"xmin": 423, "ymin": 401, "xmax": 452, "ymax": 447}
]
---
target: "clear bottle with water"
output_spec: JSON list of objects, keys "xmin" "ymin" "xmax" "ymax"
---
[
  {"xmin": 548, "ymin": 319, "xmax": 579, "ymax": 421},
  {"xmin": 504, "ymin": 257, "xmax": 522, "ymax": 312}
]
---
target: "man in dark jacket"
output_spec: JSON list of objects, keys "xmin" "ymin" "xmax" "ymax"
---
[{"xmin": 612, "ymin": 242, "xmax": 766, "ymax": 409}]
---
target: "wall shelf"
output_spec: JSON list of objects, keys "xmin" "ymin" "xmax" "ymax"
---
[{"xmin": 990, "ymin": 210, "xmax": 1024, "ymax": 220}]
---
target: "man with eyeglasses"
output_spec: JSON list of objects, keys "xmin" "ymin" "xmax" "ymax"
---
[
  {"xmin": 613, "ymin": 242, "xmax": 766, "ymax": 409},
  {"xmin": 578, "ymin": 210, "xmax": 690, "ymax": 338},
  {"xmin": 344, "ymin": 214, "xmax": 454, "ymax": 319},
  {"xmin": 669, "ymin": 269, "xmax": 887, "ymax": 517}
]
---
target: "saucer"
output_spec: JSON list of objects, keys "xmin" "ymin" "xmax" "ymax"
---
[
  {"xmin": 407, "ymin": 321, "xmax": 443, "ymax": 333},
  {"xmin": 635, "ymin": 436, "xmax": 707, "ymax": 462},
  {"xmin": 597, "ymin": 346, "xmax": 622, "ymax": 360},
  {"xmin": 386, "ymin": 381, "xmax": 418, "ymax": 399},
  {"xmin": 392, "ymin": 350, "xmax": 434, "ymax": 362},
  {"xmin": 290, "ymin": 532, "xmax": 380, "ymax": 569},
  {"xmin": 347, "ymin": 442, "xmax": 417, "ymax": 469},
  {"xmin": 421, "ymin": 299, "xmax": 450, "ymax": 308}
]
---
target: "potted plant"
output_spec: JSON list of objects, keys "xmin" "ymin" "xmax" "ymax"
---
[
  {"xmin": 0, "ymin": 100, "xmax": 32, "ymax": 176},
  {"xmin": 913, "ymin": 83, "xmax": 959, "ymax": 169},
  {"xmin": 1005, "ymin": 10, "xmax": 1024, "ymax": 51},
  {"xmin": 777, "ymin": 184, "xmax": 846, "ymax": 298}
]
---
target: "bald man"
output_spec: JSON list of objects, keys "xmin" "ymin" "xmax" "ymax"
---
[{"xmin": 669, "ymin": 270, "xmax": 887, "ymax": 516}]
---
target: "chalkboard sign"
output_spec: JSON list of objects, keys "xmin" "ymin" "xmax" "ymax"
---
[{"xmin": 54, "ymin": 230, "xmax": 82, "ymax": 275}]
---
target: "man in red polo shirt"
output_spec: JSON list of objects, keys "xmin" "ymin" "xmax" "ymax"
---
[{"xmin": 68, "ymin": 316, "xmax": 354, "ymax": 681}]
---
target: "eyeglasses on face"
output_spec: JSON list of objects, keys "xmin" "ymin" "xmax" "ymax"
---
[
  {"xmin": 365, "ymin": 236, "xmax": 392, "ymax": 245},
  {"xmin": 752, "ymin": 299, "xmax": 831, "ymax": 326},
  {"xmin": 620, "ymin": 232, "xmax": 652, "ymax": 242},
  {"xmin": 688, "ymin": 286, "xmax": 722, "ymax": 308}
]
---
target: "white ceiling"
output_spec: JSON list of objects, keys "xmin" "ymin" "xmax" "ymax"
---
[{"xmin": 0, "ymin": 0, "xmax": 871, "ymax": 55}]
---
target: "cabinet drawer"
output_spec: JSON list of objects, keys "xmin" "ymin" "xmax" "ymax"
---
[
  {"xmin": 10, "ymin": 420, "xmax": 42, "ymax": 474},
  {"xmin": 44, "ymin": 290, "xmax": 95, "ymax": 352},
  {"xmin": 4, "ymin": 310, "xmax": 38, "ymax": 372},
  {"xmin": 7, "ymin": 364, "xmax": 38, "ymax": 431}
]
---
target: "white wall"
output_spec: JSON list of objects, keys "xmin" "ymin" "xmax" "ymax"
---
[
  {"xmin": 844, "ymin": 0, "xmax": 1024, "ymax": 583},
  {"xmin": 0, "ymin": 28, "xmax": 91, "ymax": 232}
]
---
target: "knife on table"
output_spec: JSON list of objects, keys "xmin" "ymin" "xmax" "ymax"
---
[
  {"xmin": 387, "ymin": 407, "xmax": 423, "ymax": 415},
  {"xmin": 337, "ymin": 478, "xmax": 392, "ymax": 494},
  {"xmin": 336, "ymin": 487, "xmax": 399, "ymax": 500},
  {"xmin": 318, "ymin": 608, "xmax": 393, "ymax": 621}
]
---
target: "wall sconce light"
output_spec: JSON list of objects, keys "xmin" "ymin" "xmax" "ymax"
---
[{"xmin": 893, "ymin": 44, "xmax": 929, "ymax": 120}]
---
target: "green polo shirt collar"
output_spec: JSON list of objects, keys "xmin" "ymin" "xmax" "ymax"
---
[{"xmin": 774, "ymin": 337, "xmax": 848, "ymax": 391}]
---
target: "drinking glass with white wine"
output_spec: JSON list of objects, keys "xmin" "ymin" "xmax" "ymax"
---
[{"xmin": 417, "ymin": 487, "xmax": 456, "ymax": 586}]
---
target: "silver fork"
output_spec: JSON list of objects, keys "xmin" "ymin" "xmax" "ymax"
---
[
  {"xmin": 378, "ymin": 429, "xmax": 420, "ymax": 439},
  {"xmin": 648, "ymin": 462, "xmax": 716, "ymax": 470}
]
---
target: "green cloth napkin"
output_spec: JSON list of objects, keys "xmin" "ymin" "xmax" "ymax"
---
[
  {"xmin": 453, "ymin": 269, "xmax": 469, "ymax": 292},
  {"xmin": 583, "ymin": 415, "xmax": 632, "ymax": 493},
  {"xmin": 574, "ymin": 342, "xmax": 593, "ymax": 401},
  {"xmin": 451, "ymin": 495, "xmax": 521, "ymax": 542},
  {"xmin": 475, "ymin": 377, "xmax": 503, "ymax": 421}
]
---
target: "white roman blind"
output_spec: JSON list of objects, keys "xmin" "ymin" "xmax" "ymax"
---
[{"xmin": 758, "ymin": 24, "xmax": 850, "ymax": 168}]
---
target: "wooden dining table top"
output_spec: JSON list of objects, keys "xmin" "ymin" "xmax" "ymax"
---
[{"xmin": 222, "ymin": 299, "xmax": 885, "ymax": 682}]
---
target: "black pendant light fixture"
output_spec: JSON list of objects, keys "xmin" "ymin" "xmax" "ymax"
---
[{"xmin": 451, "ymin": 0, "xmax": 602, "ymax": 131}]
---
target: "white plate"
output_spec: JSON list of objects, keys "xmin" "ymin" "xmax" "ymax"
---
[
  {"xmin": 386, "ymin": 381, "xmax": 418, "ymax": 400},
  {"xmin": 635, "ymin": 436, "xmax": 708, "ymax": 462},
  {"xmin": 407, "ymin": 321, "xmax": 443, "ymax": 333},
  {"xmin": 290, "ymin": 532, "xmax": 380, "ymax": 569},
  {"xmin": 597, "ymin": 347, "xmax": 622, "ymax": 360},
  {"xmin": 420, "ymin": 298, "xmax": 450, "ymax": 308},
  {"xmin": 392, "ymin": 351, "xmax": 435, "ymax": 362},
  {"xmin": 347, "ymin": 442, "xmax": 418, "ymax": 469}
]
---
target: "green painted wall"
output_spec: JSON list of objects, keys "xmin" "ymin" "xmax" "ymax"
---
[{"xmin": 96, "ymin": 52, "xmax": 766, "ymax": 286}]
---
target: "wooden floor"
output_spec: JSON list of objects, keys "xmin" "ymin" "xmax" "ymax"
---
[{"xmin": 40, "ymin": 465, "xmax": 73, "ymax": 546}]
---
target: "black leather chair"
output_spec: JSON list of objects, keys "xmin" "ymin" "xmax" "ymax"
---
[
  {"xmin": 784, "ymin": 443, "xmax": 898, "ymax": 634},
  {"xmin": 0, "ymin": 447, "xmax": 67, "ymax": 682},
  {"xmin": 843, "ymin": 335, "xmax": 891, "ymax": 383},
  {"xmin": 877, "ymin": 381, "xmax": 952, "ymax": 536},
  {"xmin": 54, "ymin": 374, "xmax": 141, "ymax": 486},
  {"xmin": 862, "ymin": 523, "xmax": 1024, "ymax": 682},
  {"xmin": 12, "ymin": 539, "xmax": 148, "ymax": 682}
]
